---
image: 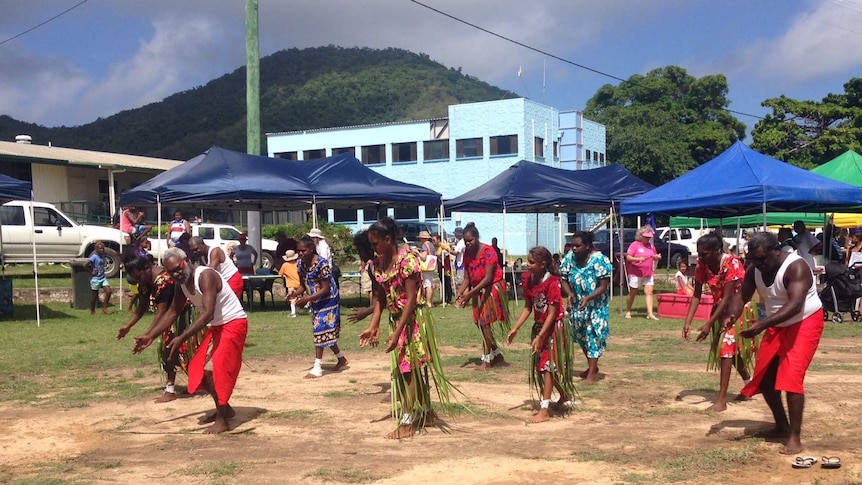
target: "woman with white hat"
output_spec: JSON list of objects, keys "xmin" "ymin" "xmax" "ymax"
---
[
  {"xmin": 278, "ymin": 250, "xmax": 301, "ymax": 317},
  {"xmin": 307, "ymin": 228, "xmax": 331, "ymax": 261}
]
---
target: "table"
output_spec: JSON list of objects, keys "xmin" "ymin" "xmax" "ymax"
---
[
  {"xmin": 340, "ymin": 271, "xmax": 365, "ymax": 305},
  {"xmin": 241, "ymin": 274, "xmax": 282, "ymax": 309}
]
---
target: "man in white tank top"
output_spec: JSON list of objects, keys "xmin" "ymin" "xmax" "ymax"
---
[
  {"xmin": 134, "ymin": 248, "xmax": 248, "ymax": 434},
  {"xmin": 188, "ymin": 236, "xmax": 244, "ymax": 300},
  {"xmin": 724, "ymin": 232, "xmax": 824, "ymax": 455}
]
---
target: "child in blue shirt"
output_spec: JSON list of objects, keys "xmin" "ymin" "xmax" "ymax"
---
[{"xmin": 85, "ymin": 241, "xmax": 112, "ymax": 314}]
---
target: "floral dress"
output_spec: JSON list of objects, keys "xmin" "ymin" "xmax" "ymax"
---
[
  {"xmin": 298, "ymin": 256, "xmax": 340, "ymax": 348},
  {"xmin": 464, "ymin": 243, "xmax": 510, "ymax": 334},
  {"xmin": 374, "ymin": 246, "xmax": 454, "ymax": 423},
  {"xmin": 561, "ymin": 251, "xmax": 612, "ymax": 359},
  {"xmin": 695, "ymin": 254, "xmax": 755, "ymax": 370},
  {"xmin": 521, "ymin": 272, "xmax": 575, "ymax": 399},
  {"xmin": 144, "ymin": 270, "xmax": 197, "ymax": 374}
]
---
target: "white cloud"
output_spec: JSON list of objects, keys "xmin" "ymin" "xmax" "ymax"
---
[
  {"xmin": 726, "ymin": 1, "xmax": 862, "ymax": 85},
  {"xmin": 75, "ymin": 14, "xmax": 244, "ymax": 123}
]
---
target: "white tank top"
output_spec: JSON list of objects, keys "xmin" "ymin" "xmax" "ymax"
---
[
  {"xmin": 755, "ymin": 252, "xmax": 822, "ymax": 327},
  {"xmin": 208, "ymin": 245, "xmax": 238, "ymax": 281},
  {"xmin": 181, "ymin": 266, "xmax": 246, "ymax": 327}
]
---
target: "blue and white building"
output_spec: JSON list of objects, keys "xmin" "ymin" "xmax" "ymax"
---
[{"xmin": 267, "ymin": 98, "xmax": 605, "ymax": 256}]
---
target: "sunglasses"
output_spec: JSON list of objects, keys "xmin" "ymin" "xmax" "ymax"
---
[{"xmin": 168, "ymin": 259, "xmax": 186, "ymax": 275}]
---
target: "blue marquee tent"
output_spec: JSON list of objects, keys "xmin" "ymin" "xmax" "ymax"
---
[
  {"xmin": 445, "ymin": 160, "xmax": 654, "ymax": 212},
  {"xmin": 0, "ymin": 173, "xmax": 31, "ymax": 201},
  {"xmin": 621, "ymin": 142, "xmax": 862, "ymax": 217},
  {"xmin": 120, "ymin": 146, "xmax": 442, "ymax": 209}
]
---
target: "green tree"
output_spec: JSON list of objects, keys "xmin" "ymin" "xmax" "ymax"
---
[
  {"xmin": 751, "ymin": 78, "xmax": 862, "ymax": 168},
  {"xmin": 584, "ymin": 66, "xmax": 746, "ymax": 185}
]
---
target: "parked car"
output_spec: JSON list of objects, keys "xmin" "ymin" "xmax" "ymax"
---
[
  {"xmin": 593, "ymin": 228, "xmax": 690, "ymax": 270},
  {"xmin": 399, "ymin": 221, "xmax": 447, "ymax": 246},
  {"xmin": 0, "ymin": 200, "xmax": 126, "ymax": 277},
  {"xmin": 655, "ymin": 226, "xmax": 707, "ymax": 255},
  {"xmin": 147, "ymin": 223, "xmax": 279, "ymax": 269}
]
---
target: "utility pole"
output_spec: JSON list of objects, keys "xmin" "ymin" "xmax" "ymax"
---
[{"xmin": 246, "ymin": 0, "xmax": 262, "ymax": 261}]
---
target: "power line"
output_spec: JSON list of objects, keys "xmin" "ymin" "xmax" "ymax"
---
[
  {"xmin": 0, "ymin": 0, "xmax": 91, "ymax": 47},
  {"xmin": 409, "ymin": 0, "xmax": 766, "ymax": 121}
]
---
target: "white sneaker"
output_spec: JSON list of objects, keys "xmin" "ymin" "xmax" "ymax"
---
[
  {"xmin": 289, "ymin": 313, "xmax": 297, "ymax": 318},
  {"xmin": 308, "ymin": 364, "xmax": 323, "ymax": 377}
]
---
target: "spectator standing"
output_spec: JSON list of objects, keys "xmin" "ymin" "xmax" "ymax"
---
[
  {"xmin": 624, "ymin": 225, "xmax": 661, "ymax": 320},
  {"xmin": 230, "ymin": 233, "xmax": 258, "ymax": 275},
  {"xmin": 86, "ymin": 241, "xmax": 112, "ymax": 315},
  {"xmin": 168, "ymin": 211, "xmax": 191, "ymax": 248}
]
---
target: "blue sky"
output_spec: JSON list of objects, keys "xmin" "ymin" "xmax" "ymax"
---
[{"xmin": 1, "ymin": 0, "xmax": 860, "ymax": 137}]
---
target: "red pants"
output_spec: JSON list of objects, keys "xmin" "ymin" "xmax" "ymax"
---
[
  {"xmin": 741, "ymin": 311, "xmax": 823, "ymax": 397},
  {"xmin": 187, "ymin": 318, "xmax": 248, "ymax": 405}
]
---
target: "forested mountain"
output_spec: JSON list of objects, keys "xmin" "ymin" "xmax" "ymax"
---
[{"xmin": 0, "ymin": 46, "xmax": 515, "ymax": 160}]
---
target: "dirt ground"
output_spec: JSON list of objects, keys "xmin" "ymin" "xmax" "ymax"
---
[{"xmin": 2, "ymin": 329, "xmax": 862, "ymax": 484}]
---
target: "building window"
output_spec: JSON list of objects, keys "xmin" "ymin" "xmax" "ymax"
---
[
  {"xmin": 333, "ymin": 208, "xmax": 358, "ymax": 223},
  {"xmin": 363, "ymin": 208, "xmax": 381, "ymax": 221},
  {"xmin": 585, "ymin": 149, "xmax": 591, "ymax": 161},
  {"xmin": 392, "ymin": 142, "xmax": 417, "ymax": 163},
  {"xmin": 534, "ymin": 137, "xmax": 544, "ymax": 158},
  {"xmin": 456, "ymin": 138, "xmax": 483, "ymax": 158},
  {"xmin": 423, "ymin": 140, "xmax": 449, "ymax": 160},
  {"xmin": 361, "ymin": 144, "xmax": 385, "ymax": 165},
  {"xmin": 599, "ymin": 153, "xmax": 605, "ymax": 163},
  {"xmin": 274, "ymin": 151, "xmax": 298, "ymax": 160},
  {"xmin": 490, "ymin": 135, "xmax": 518, "ymax": 156},
  {"xmin": 304, "ymin": 149, "xmax": 325, "ymax": 160},
  {"xmin": 394, "ymin": 206, "xmax": 419, "ymax": 220},
  {"xmin": 593, "ymin": 151, "xmax": 599, "ymax": 162},
  {"xmin": 553, "ymin": 141, "xmax": 559, "ymax": 158},
  {"xmin": 332, "ymin": 146, "xmax": 355, "ymax": 157}
]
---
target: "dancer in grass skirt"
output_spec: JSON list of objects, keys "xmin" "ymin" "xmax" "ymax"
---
[
  {"xmin": 359, "ymin": 217, "xmax": 455, "ymax": 439},
  {"xmin": 455, "ymin": 222, "xmax": 510, "ymax": 369},
  {"xmin": 682, "ymin": 232, "xmax": 756, "ymax": 412},
  {"xmin": 507, "ymin": 246, "xmax": 575, "ymax": 423},
  {"xmin": 117, "ymin": 250, "xmax": 197, "ymax": 402}
]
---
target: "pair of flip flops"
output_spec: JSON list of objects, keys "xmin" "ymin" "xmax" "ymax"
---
[{"xmin": 792, "ymin": 456, "xmax": 841, "ymax": 469}]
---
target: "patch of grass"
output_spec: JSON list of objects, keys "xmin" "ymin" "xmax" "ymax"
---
[
  {"xmin": 446, "ymin": 368, "xmax": 503, "ymax": 384},
  {"xmin": 628, "ymin": 369, "xmax": 717, "ymax": 390},
  {"xmin": 93, "ymin": 460, "xmax": 123, "ymax": 469},
  {"xmin": 322, "ymin": 389, "xmax": 357, "ymax": 398},
  {"xmin": 656, "ymin": 447, "xmax": 755, "ymax": 482},
  {"xmin": 571, "ymin": 449, "xmax": 633, "ymax": 464},
  {"xmin": 32, "ymin": 461, "xmax": 73, "ymax": 474},
  {"xmin": 178, "ymin": 460, "xmax": 242, "ymax": 478},
  {"xmin": 15, "ymin": 479, "xmax": 75, "ymax": 485},
  {"xmin": 809, "ymin": 362, "xmax": 862, "ymax": 372},
  {"xmin": 302, "ymin": 467, "xmax": 386, "ymax": 483}
]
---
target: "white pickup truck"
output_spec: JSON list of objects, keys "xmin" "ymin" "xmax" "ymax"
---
[
  {"xmin": 655, "ymin": 226, "xmax": 708, "ymax": 255},
  {"xmin": 0, "ymin": 200, "xmax": 126, "ymax": 277},
  {"xmin": 147, "ymin": 223, "xmax": 279, "ymax": 269}
]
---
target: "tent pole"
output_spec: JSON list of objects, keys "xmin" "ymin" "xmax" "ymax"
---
[
  {"xmin": 439, "ymin": 201, "xmax": 446, "ymax": 306},
  {"xmin": 312, "ymin": 196, "xmax": 318, "ymax": 228},
  {"xmin": 504, "ymin": 201, "xmax": 516, "ymax": 305},
  {"xmin": 157, "ymin": 196, "xmax": 163, "ymax": 265},
  {"xmin": 30, "ymin": 191, "xmax": 40, "ymax": 327}
]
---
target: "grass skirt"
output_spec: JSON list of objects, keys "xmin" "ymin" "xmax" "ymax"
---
[
  {"xmin": 706, "ymin": 301, "xmax": 760, "ymax": 374},
  {"xmin": 529, "ymin": 319, "xmax": 577, "ymax": 403},
  {"xmin": 389, "ymin": 306, "xmax": 457, "ymax": 429}
]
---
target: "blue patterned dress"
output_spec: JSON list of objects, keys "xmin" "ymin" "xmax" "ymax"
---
[
  {"xmin": 298, "ymin": 256, "xmax": 340, "ymax": 348},
  {"xmin": 560, "ymin": 251, "xmax": 612, "ymax": 359}
]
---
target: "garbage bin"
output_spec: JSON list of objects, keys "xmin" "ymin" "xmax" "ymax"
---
[
  {"xmin": 70, "ymin": 258, "xmax": 92, "ymax": 310},
  {"xmin": 0, "ymin": 278, "xmax": 12, "ymax": 318}
]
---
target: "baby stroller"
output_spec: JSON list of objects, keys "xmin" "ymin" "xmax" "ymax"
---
[{"xmin": 819, "ymin": 261, "xmax": 862, "ymax": 323}]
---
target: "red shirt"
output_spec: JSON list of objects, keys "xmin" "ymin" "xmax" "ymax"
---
[
  {"xmin": 521, "ymin": 272, "xmax": 564, "ymax": 323},
  {"xmin": 463, "ymin": 244, "xmax": 503, "ymax": 286}
]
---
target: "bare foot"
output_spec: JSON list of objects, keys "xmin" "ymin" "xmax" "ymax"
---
[
  {"xmin": 578, "ymin": 369, "xmax": 588, "ymax": 379},
  {"xmin": 706, "ymin": 401, "xmax": 727, "ymax": 412},
  {"xmin": 304, "ymin": 373, "xmax": 320, "ymax": 379},
  {"xmin": 385, "ymin": 424, "xmax": 415, "ymax": 439},
  {"xmin": 475, "ymin": 362, "xmax": 492, "ymax": 371},
  {"xmin": 102, "ymin": 310, "xmax": 110, "ymax": 315},
  {"xmin": 624, "ymin": 312, "xmax": 632, "ymax": 319},
  {"xmin": 90, "ymin": 310, "xmax": 96, "ymax": 315},
  {"xmin": 204, "ymin": 418, "xmax": 231, "ymax": 434},
  {"xmin": 491, "ymin": 353, "xmax": 505, "ymax": 365},
  {"xmin": 582, "ymin": 376, "xmax": 598, "ymax": 385},
  {"xmin": 202, "ymin": 405, "xmax": 235, "ymax": 423},
  {"xmin": 332, "ymin": 357, "xmax": 348, "ymax": 371},
  {"xmin": 528, "ymin": 408, "xmax": 551, "ymax": 423},
  {"xmin": 781, "ymin": 438, "xmax": 804, "ymax": 455},
  {"xmin": 153, "ymin": 392, "xmax": 176, "ymax": 403}
]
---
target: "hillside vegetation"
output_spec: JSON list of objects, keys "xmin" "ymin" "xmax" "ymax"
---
[{"xmin": 0, "ymin": 46, "xmax": 515, "ymax": 161}]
